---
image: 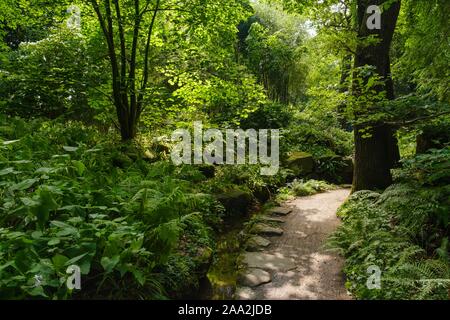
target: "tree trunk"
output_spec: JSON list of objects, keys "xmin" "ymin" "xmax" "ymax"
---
[
  {"xmin": 352, "ymin": 0, "xmax": 401, "ymax": 192},
  {"xmin": 90, "ymin": 0, "xmax": 159, "ymax": 142}
]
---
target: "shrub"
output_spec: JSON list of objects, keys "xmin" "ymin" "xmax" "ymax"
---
[
  {"xmin": 328, "ymin": 148, "xmax": 450, "ymax": 300},
  {"xmin": 276, "ymin": 179, "xmax": 335, "ymax": 201},
  {"xmin": 0, "ymin": 115, "xmax": 219, "ymax": 299}
]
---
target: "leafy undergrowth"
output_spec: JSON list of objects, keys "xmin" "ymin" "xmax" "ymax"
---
[
  {"xmin": 0, "ymin": 115, "xmax": 294, "ymax": 299},
  {"xmin": 0, "ymin": 115, "xmax": 227, "ymax": 299},
  {"xmin": 276, "ymin": 179, "xmax": 336, "ymax": 202},
  {"xmin": 328, "ymin": 148, "xmax": 450, "ymax": 300}
]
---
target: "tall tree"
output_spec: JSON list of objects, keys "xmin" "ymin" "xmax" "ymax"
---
[
  {"xmin": 352, "ymin": 0, "xmax": 401, "ymax": 191},
  {"xmin": 87, "ymin": 0, "xmax": 162, "ymax": 141}
]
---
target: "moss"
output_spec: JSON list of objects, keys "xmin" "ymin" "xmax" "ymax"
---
[
  {"xmin": 207, "ymin": 228, "xmax": 243, "ymax": 300},
  {"xmin": 215, "ymin": 189, "xmax": 253, "ymax": 217},
  {"xmin": 286, "ymin": 151, "xmax": 314, "ymax": 176}
]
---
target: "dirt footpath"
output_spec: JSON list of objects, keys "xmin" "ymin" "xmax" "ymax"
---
[{"xmin": 237, "ymin": 189, "xmax": 352, "ymax": 300}]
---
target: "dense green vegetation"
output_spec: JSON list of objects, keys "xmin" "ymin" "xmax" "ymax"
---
[
  {"xmin": 0, "ymin": 0, "xmax": 449, "ymax": 300},
  {"xmin": 329, "ymin": 148, "xmax": 450, "ymax": 299}
]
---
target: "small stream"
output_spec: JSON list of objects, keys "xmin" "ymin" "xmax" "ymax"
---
[{"xmin": 198, "ymin": 211, "xmax": 257, "ymax": 300}]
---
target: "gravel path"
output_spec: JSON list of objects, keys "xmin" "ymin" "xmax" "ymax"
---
[{"xmin": 237, "ymin": 189, "xmax": 352, "ymax": 300}]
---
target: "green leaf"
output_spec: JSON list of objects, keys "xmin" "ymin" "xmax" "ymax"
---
[
  {"xmin": 47, "ymin": 238, "xmax": 61, "ymax": 246},
  {"xmin": 10, "ymin": 178, "xmax": 38, "ymax": 191},
  {"xmin": 0, "ymin": 167, "xmax": 15, "ymax": 176},
  {"xmin": 72, "ymin": 160, "xmax": 86, "ymax": 176},
  {"xmin": 2, "ymin": 139, "xmax": 20, "ymax": 145},
  {"xmin": 132, "ymin": 269, "xmax": 145, "ymax": 286},
  {"xmin": 21, "ymin": 197, "xmax": 39, "ymax": 207},
  {"xmin": 31, "ymin": 231, "xmax": 43, "ymax": 239},
  {"xmin": 131, "ymin": 237, "xmax": 143, "ymax": 253},
  {"xmin": 32, "ymin": 190, "xmax": 59, "ymax": 230},
  {"xmin": 63, "ymin": 146, "xmax": 79, "ymax": 152},
  {"xmin": 25, "ymin": 285, "xmax": 48, "ymax": 298},
  {"xmin": 56, "ymin": 228, "xmax": 77, "ymax": 237},
  {"xmin": 50, "ymin": 220, "xmax": 71, "ymax": 229},
  {"xmin": 52, "ymin": 254, "xmax": 69, "ymax": 270},
  {"xmin": 65, "ymin": 253, "xmax": 89, "ymax": 266},
  {"xmin": 100, "ymin": 255, "xmax": 120, "ymax": 273}
]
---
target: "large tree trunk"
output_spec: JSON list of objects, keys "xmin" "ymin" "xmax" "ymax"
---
[{"xmin": 352, "ymin": 0, "xmax": 401, "ymax": 192}]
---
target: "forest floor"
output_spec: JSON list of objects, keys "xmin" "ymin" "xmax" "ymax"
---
[{"xmin": 236, "ymin": 189, "xmax": 352, "ymax": 300}]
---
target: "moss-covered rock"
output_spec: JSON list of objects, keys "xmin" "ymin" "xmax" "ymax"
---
[
  {"xmin": 194, "ymin": 246, "xmax": 214, "ymax": 274},
  {"xmin": 111, "ymin": 152, "xmax": 134, "ymax": 168},
  {"xmin": 215, "ymin": 189, "xmax": 253, "ymax": 216},
  {"xmin": 286, "ymin": 151, "xmax": 314, "ymax": 176},
  {"xmin": 253, "ymin": 186, "xmax": 271, "ymax": 203},
  {"xmin": 251, "ymin": 223, "xmax": 284, "ymax": 237},
  {"xmin": 245, "ymin": 236, "xmax": 271, "ymax": 252}
]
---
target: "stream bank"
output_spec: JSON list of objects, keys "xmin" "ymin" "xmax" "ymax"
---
[{"xmin": 198, "ymin": 189, "xmax": 352, "ymax": 300}]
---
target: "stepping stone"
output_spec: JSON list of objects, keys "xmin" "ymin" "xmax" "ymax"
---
[
  {"xmin": 260, "ymin": 215, "xmax": 285, "ymax": 223},
  {"xmin": 242, "ymin": 252, "xmax": 296, "ymax": 272},
  {"xmin": 235, "ymin": 287, "xmax": 256, "ymax": 300},
  {"xmin": 246, "ymin": 236, "xmax": 271, "ymax": 251},
  {"xmin": 269, "ymin": 207, "xmax": 292, "ymax": 216},
  {"xmin": 295, "ymin": 231, "xmax": 308, "ymax": 238},
  {"xmin": 239, "ymin": 268, "xmax": 271, "ymax": 287},
  {"xmin": 253, "ymin": 223, "xmax": 283, "ymax": 237}
]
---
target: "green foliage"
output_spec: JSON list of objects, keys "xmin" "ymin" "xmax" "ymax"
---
[
  {"xmin": 1, "ymin": 0, "xmax": 448, "ymax": 302},
  {"xmin": 285, "ymin": 114, "xmax": 353, "ymax": 159},
  {"xmin": 277, "ymin": 179, "xmax": 335, "ymax": 201},
  {"xmin": 0, "ymin": 26, "xmax": 109, "ymax": 120},
  {"xmin": 394, "ymin": 0, "xmax": 450, "ymax": 101},
  {"xmin": 395, "ymin": 147, "xmax": 450, "ymax": 187},
  {"xmin": 204, "ymin": 164, "xmax": 290, "ymax": 199},
  {"xmin": 0, "ymin": 115, "xmax": 219, "ymax": 299},
  {"xmin": 329, "ymin": 148, "xmax": 450, "ymax": 300},
  {"xmin": 240, "ymin": 102, "xmax": 292, "ymax": 130},
  {"xmin": 242, "ymin": 2, "xmax": 309, "ymax": 104}
]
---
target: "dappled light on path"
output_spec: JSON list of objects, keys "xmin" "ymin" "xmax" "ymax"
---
[{"xmin": 237, "ymin": 189, "xmax": 351, "ymax": 300}]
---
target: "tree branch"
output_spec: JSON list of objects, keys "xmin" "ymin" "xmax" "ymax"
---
[
  {"xmin": 138, "ymin": 0, "xmax": 161, "ymax": 117},
  {"xmin": 113, "ymin": 0, "xmax": 128, "ymax": 91},
  {"xmin": 385, "ymin": 111, "xmax": 450, "ymax": 127}
]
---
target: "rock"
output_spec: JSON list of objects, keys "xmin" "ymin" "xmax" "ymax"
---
[
  {"xmin": 269, "ymin": 207, "xmax": 292, "ymax": 216},
  {"xmin": 214, "ymin": 285, "xmax": 235, "ymax": 300},
  {"xmin": 242, "ymin": 252, "xmax": 296, "ymax": 272},
  {"xmin": 215, "ymin": 189, "xmax": 253, "ymax": 217},
  {"xmin": 286, "ymin": 151, "xmax": 314, "ymax": 176},
  {"xmin": 246, "ymin": 236, "xmax": 271, "ymax": 251},
  {"xmin": 198, "ymin": 165, "xmax": 216, "ymax": 179},
  {"xmin": 295, "ymin": 231, "xmax": 308, "ymax": 238},
  {"xmin": 253, "ymin": 186, "xmax": 271, "ymax": 203},
  {"xmin": 260, "ymin": 215, "xmax": 285, "ymax": 223},
  {"xmin": 235, "ymin": 287, "xmax": 256, "ymax": 300},
  {"xmin": 196, "ymin": 247, "xmax": 213, "ymax": 264},
  {"xmin": 112, "ymin": 153, "xmax": 133, "ymax": 168},
  {"xmin": 238, "ymin": 268, "xmax": 271, "ymax": 287},
  {"xmin": 252, "ymin": 223, "xmax": 284, "ymax": 237},
  {"xmin": 194, "ymin": 247, "xmax": 214, "ymax": 274}
]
